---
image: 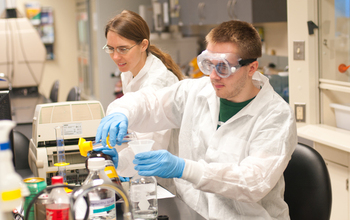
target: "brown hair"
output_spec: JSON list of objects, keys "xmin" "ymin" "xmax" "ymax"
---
[
  {"xmin": 205, "ymin": 20, "xmax": 262, "ymax": 60},
  {"xmin": 105, "ymin": 10, "xmax": 184, "ymax": 80}
]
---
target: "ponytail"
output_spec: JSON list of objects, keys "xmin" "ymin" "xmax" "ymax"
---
[{"xmin": 148, "ymin": 45, "xmax": 185, "ymax": 81}]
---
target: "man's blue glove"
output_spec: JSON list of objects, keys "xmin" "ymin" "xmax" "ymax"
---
[
  {"xmin": 95, "ymin": 112, "xmax": 128, "ymax": 147},
  {"xmin": 133, "ymin": 150, "xmax": 185, "ymax": 178},
  {"xmin": 94, "ymin": 146, "xmax": 118, "ymax": 168}
]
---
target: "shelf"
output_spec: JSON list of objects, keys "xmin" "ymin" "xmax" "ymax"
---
[{"xmin": 298, "ymin": 124, "xmax": 350, "ymax": 153}]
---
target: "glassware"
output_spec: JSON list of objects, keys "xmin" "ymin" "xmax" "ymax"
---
[
  {"xmin": 128, "ymin": 139, "xmax": 158, "ymax": 220},
  {"xmin": 82, "ymin": 157, "xmax": 116, "ymax": 220}
]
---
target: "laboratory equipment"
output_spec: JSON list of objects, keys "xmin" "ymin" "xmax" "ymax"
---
[
  {"xmin": 54, "ymin": 126, "xmax": 69, "ymax": 182},
  {"xmin": 28, "ymin": 100, "xmax": 105, "ymax": 185},
  {"xmin": 0, "ymin": 120, "xmax": 25, "ymax": 219},
  {"xmin": 82, "ymin": 158, "xmax": 116, "ymax": 219},
  {"xmin": 129, "ymin": 139, "xmax": 158, "ymax": 220},
  {"xmin": 46, "ymin": 176, "xmax": 70, "ymax": 220},
  {"xmin": 0, "ymin": 5, "xmax": 46, "ymax": 90}
]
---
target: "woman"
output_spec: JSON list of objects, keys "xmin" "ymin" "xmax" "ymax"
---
[{"xmin": 100, "ymin": 10, "xmax": 184, "ymax": 182}]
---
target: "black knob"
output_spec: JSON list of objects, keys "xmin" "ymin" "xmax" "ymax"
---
[{"xmin": 157, "ymin": 215, "xmax": 169, "ymax": 220}]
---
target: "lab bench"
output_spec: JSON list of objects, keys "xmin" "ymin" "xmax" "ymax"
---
[{"xmin": 116, "ymin": 196, "xmax": 206, "ymax": 220}]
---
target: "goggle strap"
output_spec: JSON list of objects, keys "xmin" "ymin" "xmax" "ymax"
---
[{"xmin": 239, "ymin": 58, "xmax": 257, "ymax": 66}]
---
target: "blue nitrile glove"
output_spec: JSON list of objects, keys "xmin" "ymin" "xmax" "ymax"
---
[
  {"xmin": 119, "ymin": 176, "xmax": 130, "ymax": 182},
  {"xmin": 94, "ymin": 146, "xmax": 119, "ymax": 168},
  {"xmin": 133, "ymin": 150, "xmax": 185, "ymax": 178},
  {"xmin": 95, "ymin": 112, "xmax": 128, "ymax": 147}
]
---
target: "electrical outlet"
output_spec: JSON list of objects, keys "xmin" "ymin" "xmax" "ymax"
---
[
  {"xmin": 293, "ymin": 41, "xmax": 305, "ymax": 60},
  {"xmin": 295, "ymin": 103, "xmax": 306, "ymax": 122}
]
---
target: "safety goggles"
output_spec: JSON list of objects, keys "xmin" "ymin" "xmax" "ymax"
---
[{"xmin": 197, "ymin": 50, "xmax": 257, "ymax": 78}]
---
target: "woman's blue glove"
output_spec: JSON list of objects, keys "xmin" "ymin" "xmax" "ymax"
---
[
  {"xmin": 95, "ymin": 112, "xmax": 128, "ymax": 147},
  {"xmin": 94, "ymin": 147, "xmax": 119, "ymax": 168},
  {"xmin": 119, "ymin": 176, "xmax": 130, "ymax": 182},
  {"xmin": 133, "ymin": 150, "xmax": 185, "ymax": 178}
]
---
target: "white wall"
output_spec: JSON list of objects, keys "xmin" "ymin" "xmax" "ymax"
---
[
  {"xmin": 16, "ymin": 0, "xmax": 79, "ymax": 102},
  {"xmin": 287, "ymin": 0, "xmax": 319, "ymax": 125}
]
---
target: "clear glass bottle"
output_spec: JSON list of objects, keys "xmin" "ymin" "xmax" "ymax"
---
[
  {"xmin": 45, "ymin": 176, "xmax": 70, "ymax": 220},
  {"xmin": 83, "ymin": 157, "xmax": 116, "ymax": 220},
  {"xmin": 130, "ymin": 174, "xmax": 158, "ymax": 220}
]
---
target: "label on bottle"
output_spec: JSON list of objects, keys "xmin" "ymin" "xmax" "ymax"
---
[
  {"xmin": 46, "ymin": 204, "xmax": 70, "ymax": 220},
  {"xmin": 1, "ymin": 188, "xmax": 21, "ymax": 201},
  {"xmin": 104, "ymin": 165, "xmax": 118, "ymax": 179},
  {"xmin": 90, "ymin": 197, "xmax": 115, "ymax": 214}
]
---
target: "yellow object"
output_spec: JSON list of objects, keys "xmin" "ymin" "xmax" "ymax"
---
[
  {"xmin": 189, "ymin": 57, "xmax": 204, "ymax": 78},
  {"xmin": 1, "ymin": 189, "xmax": 21, "ymax": 201},
  {"xmin": 78, "ymin": 137, "xmax": 112, "ymax": 157},
  {"xmin": 104, "ymin": 165, "xmax": 118, "ymax": 179},
  {"xmin": 54, "ymin": 162, "xmax": 70, "ymax": 167}
]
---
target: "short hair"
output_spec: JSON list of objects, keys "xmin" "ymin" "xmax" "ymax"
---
[{"xmin": 205, "ymin": 20, "xmax": 262, "ymax": 60}]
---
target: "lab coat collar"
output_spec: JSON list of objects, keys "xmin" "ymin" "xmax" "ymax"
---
[
  {"xmin": 197, "ymin": 72, "xmax": 275, "ymax": 126},
  {"xmin": 121, "ymin": 53, "xmax": 154, "ymax": 86}
]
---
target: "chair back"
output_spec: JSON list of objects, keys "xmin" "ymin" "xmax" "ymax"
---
[
  {"xmin": 49, "ymin": 80, "xmax": 59, "ymax": 102},
  {"xmin": 284, "ymin": 143, "xmax": 332, "ymax": 220},
  {"xmin": 13, "ymin": 130, "xmax": 30, "ymax": 170},
  {"xmin": 66, "ymin": 86, "xmax": 81, "ymax": 101}
]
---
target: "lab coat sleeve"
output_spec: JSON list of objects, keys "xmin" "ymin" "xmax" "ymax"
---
[
  {"xmin": 106, "ymin": 79, "xmax": 191, "ymax": 132},
  {"xmin": 182, "ymin": 104, "xmax": 297, "ymax": 203}
]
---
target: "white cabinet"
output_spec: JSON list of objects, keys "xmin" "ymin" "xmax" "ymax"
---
[{"xmin": 314, "ymin": 142, "xmax": 350, "ymax": 220}]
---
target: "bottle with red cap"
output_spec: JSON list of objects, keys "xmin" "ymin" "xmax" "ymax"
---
[{"xmin": 45, "ymin": 176, "xmax": 70, "ymax": 220}]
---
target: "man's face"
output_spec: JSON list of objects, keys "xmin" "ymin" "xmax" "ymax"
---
[{"xmin": 207, "ymin": 42, "xmax": 254, "ymax": 102}]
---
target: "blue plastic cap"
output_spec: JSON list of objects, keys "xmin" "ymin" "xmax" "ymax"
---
[{"xmin": 0, "ymin": 141, "xmax": 10, "ymax": 150}]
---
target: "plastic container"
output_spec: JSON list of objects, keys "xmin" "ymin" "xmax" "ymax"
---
[
  {"xmin": 128, "ymin": 140, "xmax": 155, "ymax": 154},
  {"xmin": 0, "ymin": 120, "xmax": 24, "ymax": 213},
  {"xmin": 82, "ymin": 158, "xmax": 116, "ymax": 220},
  {"xmin": 330, "ymin": 103, "xmax": 350, "ymax": 131},
  {"xmin": 46, "ymin": 176, "xmax": 70, "ymax": 220}
]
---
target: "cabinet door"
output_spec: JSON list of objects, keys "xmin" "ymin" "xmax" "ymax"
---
[
  {"xmin": 217, "ymin": 0, "xmax": 253, "ymax": 23},
  {"xmin": 178, "ymin": 0, "xmax": 199, "ymax": 26},
  {"xmin": 325, "ymin": 160, "xmax": 349, "ymax": 220},
  {"xmin": 178, "ymin": 0, "xmax": 218, "ymax": 25}
]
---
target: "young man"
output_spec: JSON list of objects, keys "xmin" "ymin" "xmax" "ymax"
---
[{"xmin": 96, "ymin": 20, "xmax": 297, "ymax": 220}]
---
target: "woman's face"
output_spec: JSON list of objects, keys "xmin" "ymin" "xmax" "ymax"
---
[{"xmin": 106, "ymin": 31, "xmax": 148, "ymax": 76}]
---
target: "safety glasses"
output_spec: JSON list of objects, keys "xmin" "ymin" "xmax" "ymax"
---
[
  {"xmin": 197, "ymin": 50, "xmax": 257, "ymax": 78},
  {"xmin": 103, "ymin": 43, "xmax": 139, "ymax": 55}
]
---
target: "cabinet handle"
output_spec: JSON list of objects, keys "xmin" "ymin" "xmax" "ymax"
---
[
  {"xmin": 227, "ymin": 0, "xmax": 233, "ymax": 18},
  {"xmin": 229, "ymin": 0, "xmax": 237, "ymax": 20}
]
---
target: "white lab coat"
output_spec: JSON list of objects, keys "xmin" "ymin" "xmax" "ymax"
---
[
  {"xmin": 110, "ymin": 54, "xmax": 179, "ymax": 181},
  {"xmin": 107, "ymin": 72, "xmax": 297, "ymax": 220}
]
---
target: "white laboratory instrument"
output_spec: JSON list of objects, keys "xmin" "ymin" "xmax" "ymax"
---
[
  {"xmin": 0, "ymin": 13, "xmax": 46, "ymax": 90},
  {"xmin": 28, "ymin": 100, "xmax": 105, "ymax": 184}
]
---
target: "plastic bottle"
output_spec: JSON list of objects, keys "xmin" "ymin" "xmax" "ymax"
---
[
  {"xmin": 45, "ymin": 176, "xmax": 70, "ymax": 220},
  {"xmin": 0, "ymin": 120, "xmax": 25, "ymax": 216},
  {"xmin": 130, "ymin": 174, "xmax": 158, "ymax": 219},
  {"xmin": 82, "ymin": 157, "xmax": 116, "ymax": 220},
  {"xmin": 78, "ymin": 137, "xmax": 122, "ymax": 186}
]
